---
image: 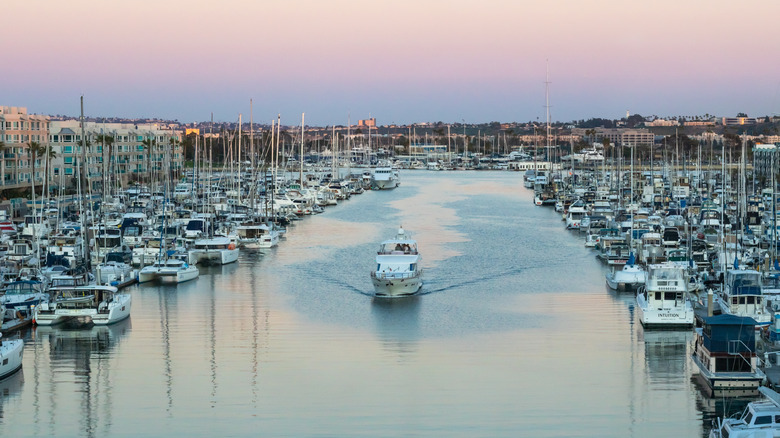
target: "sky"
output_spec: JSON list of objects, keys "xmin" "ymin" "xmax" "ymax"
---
[{"xmin": 4, "ymin": 0, "xmax": 780, "ymax": 126}]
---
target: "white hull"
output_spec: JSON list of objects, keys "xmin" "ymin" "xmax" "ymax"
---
[
  {"xmin": 373, "ymin": 179, "xmax": 398, "ymax": 190},
  {"xmin": 190, "ymin": 248, "xmax": 239, "ymax": 265},
  {"xmin": 139, "ymin": 266, "xmax": 200, "ymax": 284},
  {"xmin": 0, "ymin": 338, "xmax": 23, "ymax": 379},
  {"xmin": 636, "ymin": 293, "xmax": 694, "ymax": 327},
  {"xmin": 605, "ymin": 265, "xmax": 646, "ymax": 292},
  {"xmin": 91, "ymin": 293, "xmax": 132, "ymax": 325},
  {"xmin": 371, "ymin": 275, "xmax": 422, "ymax": 297}
]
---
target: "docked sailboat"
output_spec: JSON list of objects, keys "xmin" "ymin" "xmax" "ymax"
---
[
  {"xmin": 34, "ymin": 284, "xmax": 132, "ymax": 326},
  {"xmin": 189, "ymin": 236, "xmax": 239, "ymax": 265},
  {"xmin": 138, "ymin": 254, "xmax": 199, "ymax": 284},
  {"xmin": 636, "ymin": 263, "xmax": 694, "ymax": 327},
  {"xmin": 370, "ymin": 227, "xmax": 423, "ymax": 297}
]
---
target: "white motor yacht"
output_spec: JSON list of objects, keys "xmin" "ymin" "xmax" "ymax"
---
[
  {"xmin": 710, "ymin": 387, "xmax": 780, "ymax": 437},
  {"xmin": 717, "ymin": 268, "xmax": 771, "ymax": 329},
  {"xmin": 636, "ymin": 263, "xmax": 694, "ymax": 327},
  {"xmin": 370, "ymin": 227, "xmax": 423, "ymax": 297},
  {"xmin": 372, "ymin": 165, "xmax": 399, "ymax": 190},
  {"xmin": 138, "ymin": 255, "xmax": 199, "ymax": 284},
  {"xmin": 0, "ymin": 333, "xmax": 23, "ymax": 379},
  {"xmin": 605, "ymin": 253, "xmax": 647, "ymax": 292},
  {"xmin": 565, "ymin": 199, "xmax": 588, "ymax": 230}
]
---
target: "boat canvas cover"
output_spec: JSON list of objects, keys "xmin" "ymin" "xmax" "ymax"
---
[{"xmin": 701, "ymin": 314, "xmax": 758, "ymax": 354}]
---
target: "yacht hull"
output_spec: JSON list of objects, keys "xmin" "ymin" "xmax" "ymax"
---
[
  {"xmin": 92, "ymin": 294, "xmax": 132, "ymax": 325},
  {"xmin": 637, "ymin": 293, "xmax": 694, "ymax": 327},
  {"xmin": 371, "ymin": 276, "xmax": 422, "ymax": 297}
]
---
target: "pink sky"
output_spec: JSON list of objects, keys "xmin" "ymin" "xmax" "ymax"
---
[{"xmin": 5, "ymin": 0, "xmax": 780, "ymax": 125}]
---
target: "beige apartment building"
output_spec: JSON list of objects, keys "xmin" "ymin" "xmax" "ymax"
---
[
  {"xmin": 0, "ymin": 106, "xmax": 186, "ymax": 194},
  {"xmin": 0, "ymin": 106, "xmax": 51, "ymax": 190},
  {"xmin": 49, "ymin": 121, "xmax": 185, "ymax": 191}
]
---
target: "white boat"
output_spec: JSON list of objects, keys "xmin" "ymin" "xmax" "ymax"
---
[
  {"xmin": 636, "ymin": 263, "xmax": 694, "ymax": 327},
  {"xmin": 565, "ymin": 199, "xmax": 587, "ymax": 230},
  {"xmin": 370, "ymin": 227, "xmax": 423, "ymax": 297},
  {"xmin": 605, "ymin": 253, "xmax": 647, "ymax": 292},
  {"xmin": 138, "ymin": 256, "xmax": 199, "ymax": 284},
  {"xmin": 236, "ymin": 223, "xmax": 280, "ymax": 249},
  {"xmin": 34, "ymin": 285, "xmax": 131, "ymax": 326},
  {"xmin": 717, "ymin": 268, "xmax": 772, "ymax": 329},
  {"xmin": 372, "ymin": 165, "xmax": 399, "ymax": 190},
  {"xmin": 710, "ymin": 386, "xmax": 780, "ymax": 437},
  {"xmin": 189, "ymin": 236, "xmax": 239, "ymax": 265},
  {"xmin": 96, "ymin": 246, "xmax": 135, "ymax": 285},
  {"xmin": 0, "ymin": 333, "xmax": 23, "ymax": 379}
]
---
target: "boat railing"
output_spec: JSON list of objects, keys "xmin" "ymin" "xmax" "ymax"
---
[{"xmin": 371, "ymin": 270, "xmax": 421, "ymax": 280}]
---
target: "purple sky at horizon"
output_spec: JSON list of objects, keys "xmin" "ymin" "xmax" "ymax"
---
[{"xmin": 5, "ymin": 0, "xmax": 780, "ymax": 125}]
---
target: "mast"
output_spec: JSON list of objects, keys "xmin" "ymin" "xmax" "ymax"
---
[
  {"xmin": 79, "ymin": 96, "xmax": 92, "ymax": 270},
  {"xmin": 545, "ymin": 60, "xmax": 551, "ymax": 173},
  {"xmin": 300, "ymin": 113, "xmax": 304, "ymax": 187},
  {"xmin": 238, "ymin": 113, "xmax": 242, "ymax": 206}
]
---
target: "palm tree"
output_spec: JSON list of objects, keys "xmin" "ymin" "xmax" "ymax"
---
[
  {"xmin": 169, "ymin": 136, "xmax": 180, "ymax": 180},
  {"xmin": 43, "ymin": 144, "xmax": 56, "ymax": 195},
  {"xmin": 141, "ymin": 137, "xmax": 156, "ymax": 186},
  {"xmin": 0, "ymin": 140, "xmax": 6, "ymax": 187},
  {"xmin": 95, "ymin": 133, "xmax": 114, "ymax": 192},
  {"xmin": 27, "ymin": 141, "xmax": 46, "ymax": 196}
]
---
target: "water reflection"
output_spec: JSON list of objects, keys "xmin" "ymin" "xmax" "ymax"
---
[
  {"xmin": 640, "ymin": 328, "xmax": 692, "ymax": 388},
  {"xmin": 32, "ymin": 319, "xmax": 130, "ymax": 437},
  {"xmin": 371, "ymin": 297, "xmax": 421, "ymax": 358},
  {"xmin": 0, "ymin": 370, "xmax": 23, "ymax": 421}
]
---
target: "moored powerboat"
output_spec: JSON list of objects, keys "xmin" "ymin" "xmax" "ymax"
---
[
  {"xmin": 605, "ymin": 253, "xmax": 647, "ymax": 292},
  {"xmin": 636, "ymin": 263, "xmax": 694, "ymax": 327}
]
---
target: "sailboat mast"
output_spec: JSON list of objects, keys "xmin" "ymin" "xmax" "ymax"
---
[
  {"xmin": 300, "ymin": 113, "xmax": 304, "ymax": 187},
  {"xmin": 79, "ymin": 96, "xmax": 91, "ymax": 269},
  {"xmin": 238, "ymin": 113, "xmax": 242, "ymax": 206}
]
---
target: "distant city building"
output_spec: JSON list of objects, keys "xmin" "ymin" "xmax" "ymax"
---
[
  {"xmin": 752, "ymin": 143, "xmax": 780, "ymax": 180},
  {"xmin": 722, "ymin": 117, "xmax": 757, "ymax": 126},
  {"xmin": 358, "ymin": 118, "xmax": 376, "ymax": 128},
  {"xmin": 185, "ymin": 128, "xmax": 200, "ymax": 136},
  {"xmin": 0, "ymin": 106, "xmax": 50, "ymax": 190},
  {"xmin": 683, "ymin": 120, "xmax": 715, "ymax": 126},
  {"xmin": 644, "ymin": 119, "xmax": 679, "ymax": 127},
  {"xmin": 595, "ymin": 128, "xmax": 654, "ymax": 146}
]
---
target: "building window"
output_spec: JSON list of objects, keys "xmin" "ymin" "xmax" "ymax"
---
[{"xmin": 64, "ymin": 157, "xmax": 73, "ymax": 164}]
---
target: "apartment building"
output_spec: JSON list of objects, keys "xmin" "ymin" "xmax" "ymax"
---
[
  {"xmin": 753, "ymin": 143, "xmax": 780, "ymax": 180},
  {"xmin": 49, "ymin": 121, "xmax": 185, "ymax": 191},
  {"xmin": 596, "ymin": 128, "xmax": 655, "ymax": 146},
  {"xmin": 0, "ymin": 106, "xmax": 50, "ymax": 190}
]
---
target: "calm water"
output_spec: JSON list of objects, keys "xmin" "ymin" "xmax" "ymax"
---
[{"xmin": 0, "ymin": 171, "xmax": 745, "ymax": 436}]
